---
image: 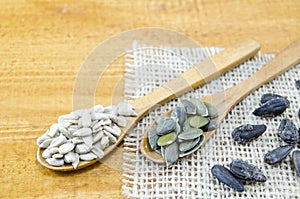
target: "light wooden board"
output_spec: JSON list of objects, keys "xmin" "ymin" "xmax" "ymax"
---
[{"xmin": 0, "ymin": 0, "xmax": 300, "ymax": 198}]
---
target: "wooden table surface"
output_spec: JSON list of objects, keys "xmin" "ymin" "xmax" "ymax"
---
[{"xmin": 1, "ymin": 0, "xmax": 299, "ymax": 198}]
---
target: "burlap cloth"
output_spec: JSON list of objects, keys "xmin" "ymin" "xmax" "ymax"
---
[{"xmin": 122, "ymin": 42, "xmax": 300, "ymax": 198}]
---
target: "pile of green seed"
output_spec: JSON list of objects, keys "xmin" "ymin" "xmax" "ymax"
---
[{"xmin": 148, "ymin": 98, "xmax": 218, "ymax": 167}]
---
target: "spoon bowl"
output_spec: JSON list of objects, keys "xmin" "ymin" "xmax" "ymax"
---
[
  {"xmin": 37, "ymin": 149, "xmax": 98, "ymax": 171},
  {"xmin": 37, "ymin": 39, "xmax": 260, "ymax": 171},
  {"xmin": 140, "ymin": 39, "xmax": 300, "ymax": 164}
]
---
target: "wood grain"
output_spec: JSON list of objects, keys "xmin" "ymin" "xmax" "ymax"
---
[{"xmin": 1, "ymin": 0, "xmax": 300, "ymax": 198}]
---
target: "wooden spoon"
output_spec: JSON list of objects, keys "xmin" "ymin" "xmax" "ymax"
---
[
  {"xmin": 37, "ymin": 39, "xmax": 260, "ymax": 171},
  {"xmin": 140, "ymin": 39, "xmax": 300, "ymax": 164}
]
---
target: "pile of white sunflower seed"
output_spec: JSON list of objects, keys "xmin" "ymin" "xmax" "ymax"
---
[{"xmin": 36, "ymin": 102, "xmax": 137, "ymax": 168}]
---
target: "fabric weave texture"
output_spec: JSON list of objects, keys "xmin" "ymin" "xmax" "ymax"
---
[{"xmin": 122, "ymin": 42, "xmax": 300, "ymax": 198}]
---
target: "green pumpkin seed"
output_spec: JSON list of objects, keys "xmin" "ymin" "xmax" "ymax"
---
[
  {"xmin": 174, "ymin": 120, "xmax": 181, "ymax": 134},
  {"xmin": 190, "ymin": 99, "xmax": 209, "ymax": 116},
  {"xmin": 148, "ymin": 125, "xmax": 160, "ymax": 150},
  {"xmin": 181, "ymin": 100, "xmax": 197, "ymax": 115},
  {"xmin": 156, "ymin": 118, "xmax": 176, "ymax": 136},
  {"xmin": 171, "ymin": 106, "xmax": 187, "ymax": 128},
  {"xmin": 155, "ymin": 116, "xmax": 165, "ymax": 125},
  {"xmin": 183, "ymin": 118, "xmax": 192, "ymax": 131},
  {"xmin": 152, "ymin": 100, "xmax": 219, "ymax": 167},
  {"xmin": 178, "ymin": 128, "xmax": 203, "ymax": 140},
  {"xmin": 202, "ymin": 119, "xmax": 218, "ymax": 132},
  {"xmin": 204, "ymin": 102, "xmax": 218, "ymax": 118},
  {"xmin": 179, "ymin": 136, "xmax": 201, "ymax": 152},
  {"xmin": 157, "ymin": 132, "xmax": 177, "ymax": 146},
  {"xmin": 164, "ymin": 142, "xmax": 179, "ymax": 168},
  {"xmin": 177, "ymin": 138, "xmax": 184, "ymax": 142},
  {"xmin": 179, "ymin": 135, "xmax": 204, "ymax": 157},
  {"xmin": 189, "ymin": 115, "xmax": 209, "ymax": 128}
]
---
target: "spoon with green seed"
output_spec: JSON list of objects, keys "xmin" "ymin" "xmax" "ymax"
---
[{"xmin": 140, "ymin": 39, "xmax": 300, "ymax": 164}]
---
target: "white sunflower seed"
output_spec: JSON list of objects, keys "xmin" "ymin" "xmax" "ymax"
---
[
  {"xmin": 103, "ymin": 130, "xmax": 117, "ymax": 143},
  {"xmin": 115, "ymin": 116, "xmax": 127, "ymax": 127},
  {"xmin": 75, "ymin": 143, "xmax": 91, "ymax": 154},
  {"xmin": 101, "ymin": 119, "xmax": 112, "ymax": 126},
  {"xmin": 42, "ymin": 148, "xmax": 51, "ymax": 158},
  {"xmin": 68, "ymin": 124, "xmax": 79, "ymax": 129},
  {"xmin": 38, "ymin": 101, "xmax": 139, "ymax": 168},
  {"xmin": 71, "ymin": 111, "xmax": 79, "ymax": 119},
  {"xmin": 82, "ymin": 135, "xmax": 93, "ymax": 147},
  {"xmin": 79, "ymin": 112, "xmax": 91, "ymax": 128},
  {"xmin": 48, "ymin": 135, "xmax": 67, "ymax": 148},
  {"xmin": 103, "ymin": 125, "xmax": 121, "ymax": 137},
  {"xmin": 58, "ymin": 143, "xmax": 75, "ymax": 154},
  {"xmin": 77, "ymin": 120, "xmax": 83, "ymax": 128},
  {"xmin": 39, "ymin": 138, "xmax": 53, "ymax": 148},
  {"xmin": 61, "ymin": 121, "xmax": 72, "ymax": 128},
  {"xmin": 93, "ymin": 105, "xmax": 104, "ymax": 113},
  {"xmin": 72, "ymin": 153, "xmax": 80, "ymax": 169},
  {"xmin": 72, "ymin": 109, "xmax": 89, "ymax": 119},
  {"xmin": 49, "ymin": 147, "xmax": 59, "ymax": 155},
  {"xmin": 64, "ymin": 151, "xmax": 76, "ymax": 163},
  {"xmin": 79, "ymin": 153, "xmax": 97, "ymax": 161},
  {"xmin": 100, "ymin": 136, "xmax": 110, "ymax": 150},
  {"xmin": 91, "ymin": 147, "xmax": 104, "ymax": 159},
  {"xmin": 71, "ymin": 137, "xmax": 84, "ymax": 144},
  {"xmin": 52, "ymin": 153, "xmax": 64, "ymax": 159},
  {"xmin": 68, "ymin": 125, "xmax": 78, "ymax": 133},
  {"xmin": 112, "ymin": 124, "xmax": 122, "ymax": 136},
  {"xmin": 58, "ymin": 113, "xmax": 77, "ymax": 123},
  {"xmin": 92, "ymin": 113, "xmax": 110, "ymax": 121},
  {"xmin": 36, "ymin": 131, "xmax": 50, "ymax": 146},
  {"xmin": 104, "ymin": 105, "xmax": 118, "ymax": 115},
  {"xmin": 92, "ymin": 119, "xmax": 112, "ymax": 132},
  {"xmin": 117, "ymin": 102, "xmax": 137, "ymax": 116},
  {"xmin": 93, "ymin": 140, "xmax": 101, "ymax": 150},
  {"xmin": 93, "ymin": 126, "xmax": 103, "ymax": 133},
  {"xmin": 94, "ymin": 136, "xmax": 109, "ymax": 151},
  {"xmin": 92, "ymin": 121, "xmax": 103, "ymax": 132},
  {"xmin": 47, "ymin": 124, "xmax": 59, "ymax": 137},
  {"xmin": 63, "ymin": 119, "xmax": 79, "ymax": 124},
  {"xmin": 108, "ymin": 114, "xmax": 118, "ymax": 123},
  {"xmin": 58, "ymin": 125, "xmax": 71, "ymax": 139},
  {"xmin": 91, "ymin": 120, "xmax": 99, "ymax": 127},
  {"xmin": 46, "ymin": 158, "xmax": 64, "ymax": 167},
  {"xmin": 73, "ymin": 128, "xmax": 92, "ymax": 137},
  {"xmin": 93, "ymin": 131, "xmax": 104, "ymax": 143},
  {"xmin": 103, "ymin": 106, "xmax": 112, "ymax": 113}
]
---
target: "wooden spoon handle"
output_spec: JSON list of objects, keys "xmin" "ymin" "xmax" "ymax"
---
[
  {"xmin": 131, "ymin": 39, "xmax": 260, "ymax": 114},
  {"xmin": 222, "ymin": 39, "xmax": 300, "ymax": 114}
]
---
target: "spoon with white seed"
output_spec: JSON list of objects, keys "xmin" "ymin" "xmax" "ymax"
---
[
  {"xmin": 140, "ymin": 39, "xmax": 300, "ymax": 164},
  {"xmin": 37, "ymin": 39, "xmax": 260, "ymax": 171}
]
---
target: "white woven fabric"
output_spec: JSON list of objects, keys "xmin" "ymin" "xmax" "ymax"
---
[{"xmin": 122, "ymin": 42, "xmax": 300, "ymax": 198}]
